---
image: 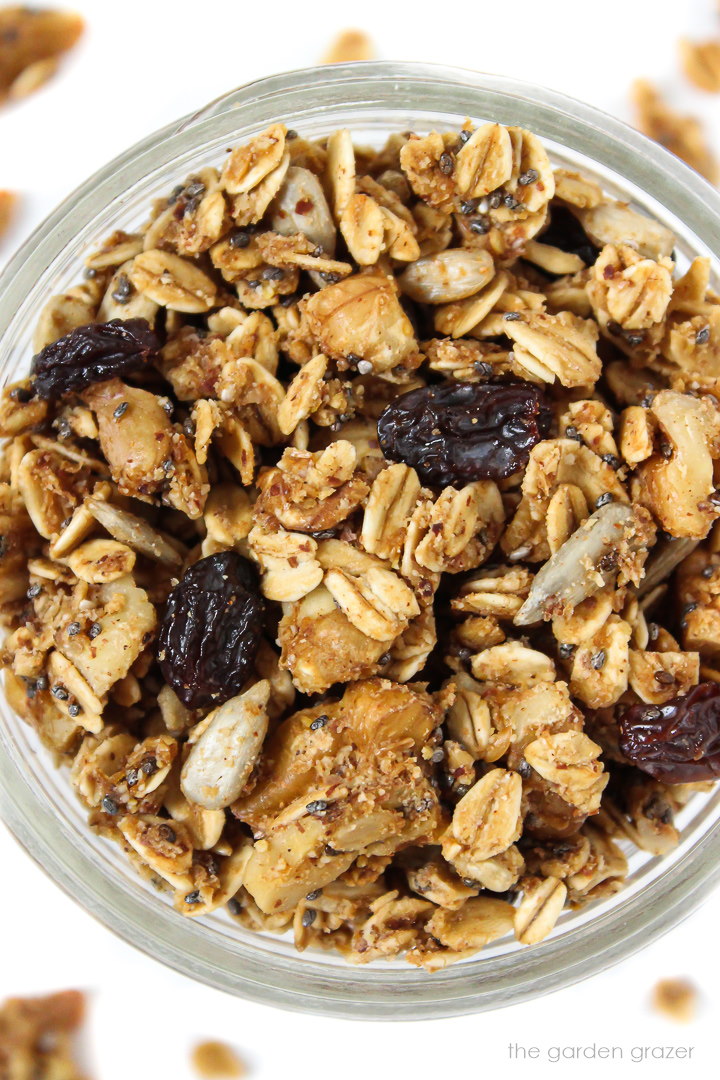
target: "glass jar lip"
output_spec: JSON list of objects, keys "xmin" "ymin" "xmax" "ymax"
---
[{"xmin": 2, "ymin": 62, "xmax": 720, "ymax": 1020}]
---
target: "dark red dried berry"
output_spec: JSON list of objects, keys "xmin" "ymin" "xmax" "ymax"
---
[
  {"xmin": 157, "ymin": 551, "xmax": 264, "ymax": 709},
  {"xmin": 31, "ymin": 318, "xmax": 159, "ymax": 400},
  {"xmin": 377, "ymin": 380, "xmax": 552, "ymax": 486},
  {"xmin": 618, "ymin": 682, "xmax": 720, "ymax": 783}
]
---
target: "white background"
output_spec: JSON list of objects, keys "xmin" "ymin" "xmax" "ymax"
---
[{"xmin": 1, "ymin": 1, "xmax": 720, "ymax": 1076}]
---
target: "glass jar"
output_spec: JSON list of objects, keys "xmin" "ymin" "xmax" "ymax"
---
[{"xmin": 1, "ymin": 62, "xmax": 720, "ymax": 1020}]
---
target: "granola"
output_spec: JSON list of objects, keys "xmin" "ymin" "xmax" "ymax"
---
[
  {"xmin": 0, "ymin": 6, "xmax": 84, "ymax": 104},
  {"xmin": 0, "ymin": 990, "xmax": 87, "ymax": 1078},
  {"xmin": 2, "ymin": 117, "xmax": 719, "ymax": 970}
]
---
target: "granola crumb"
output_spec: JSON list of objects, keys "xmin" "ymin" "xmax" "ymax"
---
[
  {"xmin": 631, "ymin": 79, "xmax": 719, "ymax": 183},
  {"xmin": 192, "ymin": 1040, "xmax": 247, "ymax": 1078},
  {"xmin": 321, "ymin": 29, "xmax": 374, "ymax": 65},
  {"xmin": 651, "ymin": 978, "xmax": 698, "ymax": 1023},
  {"xmin": 0, "ymin": 990, "xmax": 87, "ymax": 1078}
]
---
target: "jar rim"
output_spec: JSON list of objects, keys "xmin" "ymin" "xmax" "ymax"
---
[{"xmin": 1, "ymin": 62, "xmax": 720, "ymax": 1019}]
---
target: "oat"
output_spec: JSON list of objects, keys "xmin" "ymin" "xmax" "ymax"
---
[
  {"xmin": 651, "ymin": 978, "xmax": 698, "ymax": 1023},
  {"xmin": 3, "ymin": 116, "xmax": 720, "ymax": 969}
]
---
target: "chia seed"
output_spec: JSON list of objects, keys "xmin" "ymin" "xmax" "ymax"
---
[
  {"xmin": 262, "ymin": 266, "xmax": 285, "ymax": 281},
  {"xmin": 503, "ymin": 311, "xmax": 522, "ymax": 321},
  {"xmin": 595, "ymin": 492, "xmax": 614, "ymax": 508},
  {"xmin": 113, "ymin": 401, "xmax": 129, "ymax": 420},
  {"xmin": 468, "ymin": 217, "xmax": 490, "ymax": 235},
  {"xmin": 696, "ymin": 326, "xmax": 711, "ymax": 345},
  {"xmin": 601, "ymin": 453, "xmax": 622, "ymax": 470},
  {"xmin": 26, "ymin": 583, "xmax": 41, "ymax": 599},
  {"xmin": 458, "ymin": 129, "xmax": 472, "ymax": 144},
  {"xmin": 89, "ymin": 622, "xmax": 102, "ymax": 639},
  {"xmin": 518, "ymin": 169, "xmax": 539, "ymax": 185},
  {"xmin": 111, "ymin": 273, "xmax": 133, "ymax": 304},
  {"xmin": 565, "ymin": 425, "xmax": 583, "ymax": 442},
  {"xmin": 184, "ymin": 891, "xmax": 201, "ymax": 905},
  {"xmin": 51, "ymin": 685, "xmax": 69, "ymax": 700},
  {"xmin": 310, "ymin": 714, "xmax": 328, "ymax": 730},
  {"xmin": 229, "ymin": 229, "xmax": 251, "ymax": 249},
  {"xmin": 590, "ymin": 650, "xmax": 606, "ymax": 670},
  {"xmin": 305, "ymin": 889, "xmax": 321, "ymax": 901},
  {"xmin": 67, "ymin": 621, "xmax": 81, "ymax": 636},
  {"xmin": 438, "ymin": 151, "xmax": 454, "ymax": 175},
  {"xmin": 126, "ymin": 767, "xmax": 139, "ymax": 787},
  {"xmin": 301, "ymin": 908, "xmax": 317, "ymax": 927},
  {"xmin": 68, "ymin": 703, "xmax": 82, "ymax": 717},
  {"xmin": 306, "ymin": 800, "xmax": 328, "ymax": 815},
  {"xmin": 558, "ymin": 642, "xmax": 575, "ymax": 659},
  {"xmin": 654, "ymin": 670, "xmax": 675, "ymax": 685},
  {"xmin": 227, "ymin": 897, "xmax": 242, "ymax": 915},
  {"xmin": 101, "ymin": 795, "xmax": 119, "ymax": 815}
]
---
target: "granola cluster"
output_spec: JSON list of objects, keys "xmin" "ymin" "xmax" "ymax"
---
[{"xmin": 1, "ymin": 118, "xmax": 719, "ymax": 970}]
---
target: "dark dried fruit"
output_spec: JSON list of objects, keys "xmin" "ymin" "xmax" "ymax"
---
[
  {"xmin": 539, "ymin": 205, "xmax": 598, "ymax": 267},
  {"xmin": 31, "ymin": 318, "xmax": 159, "ymax": 400},
  {"xmin": 157, "ymin": 551, "xmax": 264, "ymax": 709},
  {"xmin": 619, "ymin": 682, "xmax": 720, "ymax": 782},
  {"xmin": 377, "ymin": 380, "xmax": 552, "ymax": 486}
]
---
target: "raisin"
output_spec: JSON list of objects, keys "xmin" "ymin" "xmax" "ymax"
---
[
  {"xmin": 156, "ymin": 551, "xmax": 264, "ymax": 709},
  {"xmin": 31, "ymin": 318, "xmax": 159, "ymax": 400},
  {"xmin": 376, "ymin": 380, "xmax": 552, "ymax": 486},
  {"xmin": 618, "ymin": 682, "xmax": 720, "ymax": 783},
  {"xmin": 539, "ymin": 206, "xmax": 599, "ymax": 267}
]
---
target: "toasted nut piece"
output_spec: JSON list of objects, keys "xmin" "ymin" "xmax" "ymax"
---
[
  {"xmin": 129, "ymin": 250, "xmax": 217, "ymax": 312},
  {"xmin": 515, "ymin": 503, "xmax": 636, "ymax": 625},
  {"xmin": 399, "ymin": 249, "xmax": 494, "ymax": 304},
  {"xmin": 85, "ymin": 498, "xmax": 182, "ymax": 566},
  {"xmin": 514, "ymin": 876, "xmax": 567, "ymax": 944},
  {"xmin": 455, "ymin": 123, "xmax": 513, "ymax": 198},
  {"xmin": 271, "ymin": 166, "xmax": 336, "ymax": 253},
  {"xmin": 181, "ymin": 681, "xmax": 271, "ymax": 809},
  {"xmin": 66, "ymin": 538, "xmax": 136, "ymax": 583}
]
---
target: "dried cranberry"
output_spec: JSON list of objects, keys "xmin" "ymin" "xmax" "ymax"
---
[
  {"xmin": 157, "ymin": 552, "xmax": 264, "ymax": 709},
  {"xmin": 618, "ymin": 682, "xmax": 720, "ymax": 782},
  {"xmin": 31, "ymin": 318, "xmax": 158, "ymax": 400},
  {"xmin": 377, "ymin": 380, "xmax": 551, "ymax": 486}
]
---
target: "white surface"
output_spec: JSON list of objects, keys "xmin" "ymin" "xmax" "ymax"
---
[{"xmin": 1, "ymin": 0, "xmax": 719, "ymax": 1075}]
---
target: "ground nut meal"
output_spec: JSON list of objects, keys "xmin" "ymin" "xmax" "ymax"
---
[{"xmin": 2, "ymin": 118, "xmax": 720, "ymax": 971}]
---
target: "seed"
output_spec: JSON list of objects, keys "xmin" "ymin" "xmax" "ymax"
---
[
  {"xmin": 458, "ymin": 129, "xmax": 472, "ymax": 144},
  {"xmin": 595, "ymin": 492, "xmax": 614, "ymax": 508},
  {"xmin": 113, "ymin": 401, "xmax": 129, "ymax": 420},
  {"xmin": 10, "ymin": 386, "xmax": 32, "ymax": 403},
  {"xmin": 184, "ymin": 891, "xmax": 201, "ymax": 905},
  {"xmin": 598, "ymin": 550, "xmax": 618, "ymax": 573},
  {"xmin": 89, "ymin": 622, "xmax": 102, "ymax": 639},
  {"xmin": 306, "ymin": 800, "xmax": 328, "ymax": 814},
  {"xmin": 565, "ymin": 425, "xmax": 583, "ymax": 442},
  {"xmin": 469, "ymin": 217, "xmax": 490, "ymax": 234},
  {"xmin": 489, "ymin": 192, "xmax": 502, "ymax": 209},
  {"xmin": 660, "ymin": 442, "xmax": 673, "ymax": 458},
  {"xmin": 590, "ymin": 650, "xmax": 606, "ymax": 670},
  {"xmin": 36, "ymin": 676, "xmax": 48, "ymax": 691},
  {"xmin": 157, "ymin": 823, "xmax": 177, "ymax": 843},
  {"xmin": 558, "ymin": 642, "xmax": 574, "ymax": 659},
  {"xmin": 229, "ymin": 229, "xmax": 251, "ymax": 249},
  {"xmin": 474, "ymin": 360, "xmax": 494, "ymax": 376},
  {"xmin": 262, "ymin": 266, "xmax": 285, "ymax": 281},
  {"xmin": 26, "ymin": 583, "xmax": 41, "ymax": 599},
  {"xmin": 301, "ymin": 908, "xmax": 317, "ymax": 928},
  {"xmin": 185, "ymin": 180, "xmax": 206, "ymax": 199},
  {"xmin": 102, "ymin": 795, "xmax": 119, "ymax": 815},
  {"xmin": 503, "ymin": 311, "xmax": 522, "ymax": 321},
  {"xmin": 68, "ymin": 703, "xmax": 82, "ymax": 717},
  {"xmin": 438, "ymin": 151, "xmax": 454, "ymax": 175},
  {"xmin": 126, "ymin": 767, "xmax": 139, "ymax": 787},
  {"xmin": 503, "ymin": 194, "xmax": 523, "ymax": 209},
  {"xmin": 286, "ymin": 128, "xmax": 299, "ymax": 140},
  {"xmin": 602, "ymin": 453, "xmax": 622, "ymax": 470},
  {"xmin": 140, "ymin": 756, "xmax": 158, "ymax": 776},
  {"xmin": 305, "ymin": 889, "xmax": 321, "ymax": 901},
  {"xmin": 357, "ymin": 360, "xmax": 373, "ymax": 375},
  {"xmin": 454, "ymin": 785, "xmax": 470, "ymax": 799},
  {"xmin": 648, "ymin": 622, "xmax": 660, "ymax": 641},
  {"xmin": 702, "ymin": 566, "xmax": 715, "ymax": 578},
  {"xmin": 167, "ymin": 184, "xmax": 185, "ymax": 205},
  {"xmin": 310, "ymin": 714, "xmax": 328, "ymax": 730},
  {"xmin": 67, "ymin": 621, "xmax": 81, "ymax": 636},
  {"xmin": 654, "ymin": 670, "xmax": 675, "ymax": 685},
  {"xmin": 459, "ymin": 199, "xmax": 478, "ymax": 214},
  {"xmin": 517, "ymin": 760, "xmax": 532, "ymax": 778},
  {"xmin": 696, "ymin": 326, "xmax": 711, "ymax": 345},
  {"xmin": 430, "ymin": 748, "xmax": 445, "ymax": 764},
  {"xmin": 320, "ymin": 272, "xmax": 341, "ymax": 284},
  {"xmin": 162, "ymin": 458, "xmax": 174, "ymax": 473},
  {"xmin": 518, "ymin": 169, "xmax": 539, "ymax": 185},
  {"xmin": 26, "ymin": 681, "xmax": 37, "ymax": 699},
  {"xmin": 227, "ymin": 897, "xmax": 242, "ymax": 915},
  {"xmin": 111, "ymin": 273, "xmax": 133, "ymax": 304},
  {"xmin": 51, "ymin": 685, "xmax": 69, "ymax": 700}
]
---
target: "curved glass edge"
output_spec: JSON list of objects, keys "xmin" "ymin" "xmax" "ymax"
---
[{"xmin": 1, "ymin": 63, "xmax": 720, "ymax": 1019}]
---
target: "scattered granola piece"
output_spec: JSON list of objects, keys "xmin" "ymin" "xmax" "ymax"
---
[
  {"xmin": 631, "ymin": 79, "xmax": 719, "ymax": 183},
  {"xmin": 0, "ymin": 189, "xmax": 17, "ymax": 240},
  {"xmin": 679, "ymin": 39, "xmax": 720, "ymax": 93},
  {"xmin": 651, "ymin": 978, "xmax": 698, "ymax": 1023},
  {"xmin": 0, "ymin": 990, "xmax": 87, "ymax": 1078},
  {"xmin": 321, "ymin": 29, "xmax": 374, "ymax": 65},
  {"xmin": 191, "ymin": 1040, "xmax": 246, "ymax": 1078},
  {"xmin": 0, "ymin": 6, "xmax": 84, "ymax": 103}
]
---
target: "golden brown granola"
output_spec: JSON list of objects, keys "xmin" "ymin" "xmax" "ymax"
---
[
  {"xmin": 679, "ymin": 38, "xmax": 720, "ymax": 93},
  {"xmin": 0, "ymin": 190, "xmax": 16, "ymax": 242},
  {"xmin": 0, "ymin": 6, "xmax": 83, "ymax": 104},
  {"xmin": 631, "ymin": 79, "xmax": 719, "ymax": 183},
  {"xmin": 0, "ymin": 990, "xmax": 88, "ymax": 1079},
  {"xmin": 321, "ymin": 29, "xmax": 374, "ymax": 65},
  {"xmin": 2, "ymin": 117, "xmax": 720, "ymax": 970},
  {"xmin": 191, "ymin": 1040, "xmax": 246, "ymax": 1078},
  {"xmin": 651, "ymin": 978, "xmax": 698, "ymax": 1023}
]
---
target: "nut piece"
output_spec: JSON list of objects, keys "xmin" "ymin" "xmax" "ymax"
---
[
  {"xmin": 181, "ymin": 681, "xmax": 271, "ymax": 810},
  {"xmin": 651, "ymin": 978, "xmax": 698, "ymax": 1023},
  {"xmin": 398, "ymin": 250, "xmax": 495, "ymax": 304}
]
